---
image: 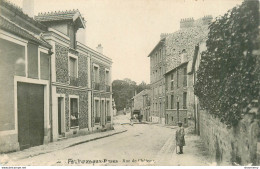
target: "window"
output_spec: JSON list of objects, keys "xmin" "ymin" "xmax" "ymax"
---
[
  {"xmin": 70, "ymin": 98, "xmax": 79, "ymax": 127},
  {"xmin": 171, "ymin": 95, "xmax": 174, "ymax": 109},
  {"xmin": 183, "ymin": 92, "xmax": 187, "ymax": 109},
  {"xmin": 160, "ymin": 49, "xmax": 162, "ymax": 61},
  {"xmin": 105, "ymin": 70, "xmax": 110, "ymax": 84},
  {"xmin": 69, "ymin": 57, "xmax": 77, "ymax": 78},
  {"xmin": 172, "ymin": 116, "xmax": 173, "ymax": 121},
  {"xmin": 105, "ymin": 69, "xmax": 110, "ymax": 92},
  {"xmin": 68, "ymin": 24, "xmax": 76, "ymax": 49},
  {"xmin": 183, "ymin": 67, "xmax": 187, "ymax": 87},
  {"xmin": 69, "ymin": 55, "xmax": 78, "ymax": 86},
  {"xmin": 177, "ymin": 69, "xmax": 179, "ymax": 88},
  {"xmin": 171, "ymin": 73, "xmax": 174, "ymax": 90},
  {"xmin": 93, "ymin": 65, "xmax": 100, "ymax": 90},
  {"xmin": 95, "ymin": 99, "xmax": 101, "ymax": 124},
  {"xmin": 106, "ymin": 101, "xmax": 111, "ymax": 122},
  {"xmin": 166, "ymin": 96, "xmax": 168, "ymax": 109},
  {"xmin": 93, "ymin": 66, "xmax": 99, "ymax": 82}
]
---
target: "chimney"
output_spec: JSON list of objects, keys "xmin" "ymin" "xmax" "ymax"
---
[
  {"xmin": 160, "ymin": 33, "xmax": 170, "ymax": 39},
  {"xmin": 202, "ymin": 15, "xmax": 213, "ymax": 26},
  {"xmin": 96, "ymin": 44, "xmax": 103, "ymax": 54},
  {"xmin": 22, "ymin": 0, "xmax": 34, "ymax": 18},
  {"xmin": 180, "ymin": 17, "xmax": 194, "ymax": 29}
]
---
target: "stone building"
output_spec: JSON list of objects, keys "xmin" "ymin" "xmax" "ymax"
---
[
  {"xmin": 165, "ymin": 62, "xmax": 189, "ymax": 126},
  {"xmin": 148, "ymin": 38, "xmax": 167, "ymax": 124},
  {"xmin": 132, "ymin": 89, "xmax": 151, "ymax": 122},
  {"xmin": 35, "ymin": 10, "xmax": 113, "ymax": 140},
  {"xmin": 148, "ymin": 16, "xmax": 212, "ymax": 126},
  {"xmin": 0, "ymin": 0, "xmax": 113, "ymax": 152}
]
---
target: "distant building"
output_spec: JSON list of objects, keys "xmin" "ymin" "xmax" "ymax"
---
[
  {"xmin": 148, "ymin": 38, "xmax": 167, "ymax": 124},
  {"xmin": 164, "ymin": 16, "xmax": 211, "ymax": 126},
  {"xmin": 131, "ymin": 89, "xmax": 151, "ymax": 122},
  {"xmin": 147, "ymin": 16, "xmax": 212, "ymax": 126}
]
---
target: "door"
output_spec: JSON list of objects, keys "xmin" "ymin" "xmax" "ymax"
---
[
  {"xmin": 58, "ymin": 97, "xmax": 63, "ymax": 136},
  {"xmin": 18, "ymin": 82, "xmax": 44, "ymax": 150},
  {"xmin": 101, "ymin": 100, "xmax": 105, "ymax": 125}
]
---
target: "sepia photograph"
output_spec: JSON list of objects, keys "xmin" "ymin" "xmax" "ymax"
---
[{"xmin": 0, "ymin": 0, "xmax": 259, "ymax": 168}]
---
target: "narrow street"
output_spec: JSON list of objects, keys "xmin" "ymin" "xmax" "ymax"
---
[{"xmin": 8, "ymin": 123, "xmax": 177, "ymax": 166}]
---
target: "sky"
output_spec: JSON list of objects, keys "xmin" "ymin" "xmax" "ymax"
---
[{"xmin": 12, "ymin": 0, "xmax": 242, "ymax": 84}]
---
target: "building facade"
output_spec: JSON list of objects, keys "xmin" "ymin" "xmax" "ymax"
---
[
  {"xmin": 148, "ymin": 38, "xmax": 166, "ymax": 124},
  {"xmin": 0, "ymin": 0, "xmax": 52, "ymax": 152},
  {"xmin": 188, "ymin": 41, "xmax": 207, "ymax": 134},
  {"xmin": 0, "ymin": 0, "xmax": 113, "ymax": 152},
  {"xmin": 164, "ymin": 17, "xmax": 211, "ymax": 126},
  {"xmin": 147, "ymin": 16, "xmax": 212, "ymax": 126},
  {"xmin": 165, "ymin": 62, "xmax": 189, "ymax": 126},
  {"xmin": 163, "ymin": 17, "xmax": 211, "ymax": 126}
]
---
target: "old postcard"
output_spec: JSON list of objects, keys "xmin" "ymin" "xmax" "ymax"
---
[{"xmin": 0, "ymin": 0, "xmax": 259, "ymax": 167}]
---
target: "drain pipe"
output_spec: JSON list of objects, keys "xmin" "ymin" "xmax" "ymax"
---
[{"xmin": 49, "ymin": 49, "xmax": 53, "ymax": 142}]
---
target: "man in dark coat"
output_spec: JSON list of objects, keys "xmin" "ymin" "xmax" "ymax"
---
[{"xmin": 176, "ymin": 121, "xmax": 185, "ymax": 154}]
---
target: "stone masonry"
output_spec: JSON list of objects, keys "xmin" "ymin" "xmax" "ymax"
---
[{"xmin": 200, "ymin": 110, "xmax": 259, "ymax": 165}]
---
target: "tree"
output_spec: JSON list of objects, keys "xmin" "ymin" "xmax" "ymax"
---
[{"xmin": 112, "ymin": 79, "xmax": 150, "ymax": 111}]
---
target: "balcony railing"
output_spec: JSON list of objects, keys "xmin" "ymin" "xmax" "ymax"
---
[
  {"xmin": 106, "ymin": 85, "xmax": 111, "ymax": 92},
  {"xmin": 69, "ymin": 76, "xmax": 79, "ymax": 86},
  {"xmin": 93, "ymin": 82, "xmax": 100, "ymax": 90},
  {"xmin": 107, "ymin": 116, "xmax": 111, "ymax": 122},
  {"xmin": 95, "ymin": 117, "xmax": 100, "ymax": 124}
]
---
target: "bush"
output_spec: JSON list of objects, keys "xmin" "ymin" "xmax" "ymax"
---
[{"xmin": 194, "ymin": 0, "xmax": 259, "ymax": 126}]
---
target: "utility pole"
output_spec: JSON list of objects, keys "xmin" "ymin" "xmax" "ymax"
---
[{"xmin": 177, "ymin": 96, "xmax": 180, "ymax": 123}]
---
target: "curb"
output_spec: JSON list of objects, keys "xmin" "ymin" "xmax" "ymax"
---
[
  {"xmin": 13, "ymin": 129, "xmax": 127, "ymax": 161},
  {"xmin": 67, "ymin": 129, "xmax": 127, "ymax": 148}
]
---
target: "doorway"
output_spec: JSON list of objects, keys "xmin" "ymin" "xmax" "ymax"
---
[
  {"xmin": 58, "ymin": 97, "xmax": 64, "ymax": 136},
  {"xmin": 17, "ymin": 82, "xmax": 44, "ymax": 150}
]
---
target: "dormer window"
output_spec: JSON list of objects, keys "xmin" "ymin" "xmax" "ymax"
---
[{"xmin": 35, "ymin": 9, "xmax": 86, "ymax": 49}]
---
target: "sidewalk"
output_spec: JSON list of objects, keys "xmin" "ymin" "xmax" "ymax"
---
[
  {"xmin": 153, "ymin": 124, "xmax": 213, "ymax": 166},
  {"xmin": 170, "ymin": 128, "xmax": 213, "ymax": 166},
  {"xmin": 0, "ymin": 125, "xmax": 127, "ymax": 165}
]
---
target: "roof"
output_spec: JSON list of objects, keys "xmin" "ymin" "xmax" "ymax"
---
[
  {"xmin": 0, "ymin": 16, "xmax": 52, "ymax": 49},
  {"xmin": 147, "ymin": 37, "xmax": 166, "ymax": 57},
  {"xmin": 164, "ymin": 61, "xmax": 188, "ymax": 76},
  {"xmin": 0, "ymin": 0, "xmax": 48, "ymax": 31},
  {"xmin": 35, "ymin": 9, "xmax": 86, "ymax": 28},
  {"xmin": 188, "ymin": 44, "xmax": 199, "ymax": 75}
]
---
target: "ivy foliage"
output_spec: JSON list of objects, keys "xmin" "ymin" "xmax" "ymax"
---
[{"xmin": 194, "ymin": 0, "xmax": 259, "ymax": 126}]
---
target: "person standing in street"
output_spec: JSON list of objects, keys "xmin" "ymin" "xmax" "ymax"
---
[{"xmin": 175, "ymin": 121, "xmax": 185, "ymax": 154}]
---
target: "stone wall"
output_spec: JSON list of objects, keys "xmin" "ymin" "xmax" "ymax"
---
[
  {"xmin": 91, "ymin": 58, "xmax": 111, "ymax": 90},
  {"xmin": 200, "ymin": 110, "xmax": 259, "ymax": 165},
  {"xmin": 166, "ymin": 109, "xmax": 187, "ymax": 126},
  {"xmin": 56, "ymin": 87, "xmax": 88, "ymax": 131},
  {"xmin": 55, "ymin": 43, "xmax": 88, "ymax": 87},
  {"xmin": 165, "ymin": 18, "xmax": 210, "ymax": 73}
]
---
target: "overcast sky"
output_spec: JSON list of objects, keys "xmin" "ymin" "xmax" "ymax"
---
[{"xmin": 12, "ymin": 0, "xmax": 242, "ymax": 84}]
